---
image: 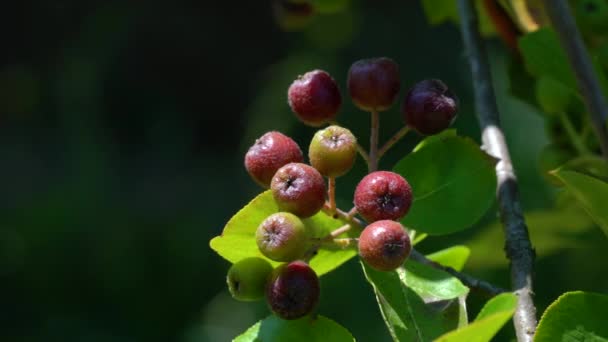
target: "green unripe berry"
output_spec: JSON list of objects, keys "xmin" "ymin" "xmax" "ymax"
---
[
  {"xmin": 535, "ymin": 76, "xmax": 572, "ymax": 115},
  {"xmin": 256, "ymin": 212, "xmax": 310, "ymax": 262},
  {"xmin": 227, "ymin": 257, "xmax": 274, "ymax": 301},
  {"xmin": 308, "ymin": 125, "xmax": 357, "ymax": 177}
]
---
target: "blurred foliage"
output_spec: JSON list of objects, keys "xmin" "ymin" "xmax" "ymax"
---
[{"xmin": 1, "ymin": 1, "xmax": 608, "ymax": 341}]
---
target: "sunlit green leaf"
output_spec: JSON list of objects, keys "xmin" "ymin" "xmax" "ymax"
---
[
  {"xmin": 552, "ymin": 170, "xmax": 608, "ymax": 238},
  {"xmin": 403, "ymin": 260, "xmax": 469, "ymax": 303},
  {"xmin": 209, "ymin": 191, "xmax": 357, "ymax": 276},
  {"xmin": 426, "ymin": 246, "xmax": 471, "ymax": 272},
  {"xmin": 361, "ymin": 262, "xmax": 449, "ymax": 341},
  {"xmin": 234, "ymin": 315, "xmax": 355, "ymax": 342},
  {"xmin": 394, "ymin": 135, "xmax": 496, "ymax": 235},
  {"xmin": 535, "ymin": 291, "xmax": 608, "ymax": 342},
  {"xmin": 434, "ymin": 293, "xmax": 516, "ymax": 342}
]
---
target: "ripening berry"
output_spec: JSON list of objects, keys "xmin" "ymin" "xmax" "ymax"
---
[
  {"xmin": 308, "ymin": 125, "xmax": 357, "ymax": 177},
  {"xmin": 359, "ymin": 220, "xmax": 411, "ymax": 271},
  {"xmin": 354, "ymin": 171, "xmax": 413, "ymax": 223},
  {"xmin": 347, "ymin": 57, "xmax": 401, "ymax": 112},
  {"xmin": 266, "ymin": 260, "xmax": 320, "ymax": 320},
  {"xmin": 403, "ymin": 79, "xmax": 458, "ymax": 135},
  {"xmin": 226, "ymin": 257, "xmax": 274, "ymax": 301},
  {"xmin": 271, "ymin": 163, "xmax": 326, "ymax": 218},
  {"xmin": 288, "ymin": 70, "xmax": 342, "ymax": 126},
  {"xmin": 272, "ymin": 0, "xmax": 315, "ymax": 32},
  {"xmin": 245, "ymin": 131, "xmax": 304, "ymax": 188},
  {"xmin": 256, "ymin": 212, "xmax": 310, "ymax": 262}
]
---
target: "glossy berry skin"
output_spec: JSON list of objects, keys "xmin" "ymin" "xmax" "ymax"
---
[
  {"xmin": 403, "ymin": 79, "xmax": 458, "ymax": 135},
  {"xmin": 354, "ymin": 171, "xmax": 413, "ymax": 223},
  {"xmin": 227, "ymin": 257, "xmax": 274, "ymax": 301},
  {"xmin": 256, "ymin": 212, "xmax": 309, "ymax": 262},
  {"xmin": 347, "ymin": 57, "xmax": 400, "ymax": 112},
  {"xmin": 271, "ymin": 163, "xmax": 326, "ymax": 218},
  {"xmin": 359, "ymin": 220, "xmax": 411, "ymax": 271},
  {"xmin": 245, "ymin": 131, "xmax": 304, "ymax": 188},
  {"xmin": 266, "ymin": 260, "xmax": 320, "ymax": 320},
  {"xmin": 308, "ymin": 125, "xmax": 357, "ymax": 177},
  {"xmin": 288, "ymin": 70, "xmax": 342, "ymax": 126}
]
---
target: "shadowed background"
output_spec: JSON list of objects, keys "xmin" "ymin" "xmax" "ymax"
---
[{"xmin": 1, "ymin": 1, "xmax": 606, "ymax": 341}]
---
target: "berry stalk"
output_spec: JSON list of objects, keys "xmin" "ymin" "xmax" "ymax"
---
[
  {"xmin": 378, "ymin": 125, "xmax": 411, "ymax": 158},
  {"xmin": 369, "ymin": 110, "xmax": 380, "ymax": 172},
  {"xmin": 327, "ymin": 176, "xmax": 337, "ymax": 214}
]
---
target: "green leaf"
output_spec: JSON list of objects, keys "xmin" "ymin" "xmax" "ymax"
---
[
  {"xmin": 393, "ymin": 135, "xmax": 497, "ymax": 235},
  {"xmin": 234, "ymin": 315, "xmax": 355, "ymax": 342},
  {"xmin": 421, "ymin": 0, "xmax": 495, "ymax": 35},
  {"xmin": 518, "ymin": 28, "xmax": 577, "ymax": 91},
  {"xmin": 467, "ymin": 208, "xmax": 594, "ymax": 270},
  {"xmin": 535, "ymin": 291, "xmax": 608, "ymax": 342},
  {"xmin": 434, "ymin": 293, "xmax": 517, "ymax": 342},
  {"xmin": 552, "ymin": 170, "xmax": 608, "ymax": 238},
  {"xmin": 403, "ymin": 260, "xmax": 469, "ymax": 303},
  {"xmin": 361, "ymin": 262, "xmax": 450, "ymax": 342},
  {"xmin": 209, "ymin": 191, "xmax": 357, "ymax": 276},
  {"xmin": 426, "ymin": 246, "xmax": 471, "ymax": 272}
]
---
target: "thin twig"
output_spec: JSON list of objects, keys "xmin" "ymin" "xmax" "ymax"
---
[
  {"xmin": 378, "ymin": 125, "xmax": 411, "ymax": 158},
  {"xmin": 328, "ymin": 177, "xmax": 336, "ymax": 214},
  {"xmin": 356, "ymin": 143, "xmax": 371, "ymax": 165},
  {"xmin": 369, "ymin": 110, "xmax": 380, "ymax": 172},
  {"xmin": 457, "ymin": 1, "xmax": 537, "ymax": 341},
  {"xmin": 542, "ymin": 0, "xmax": 608, "ymax": 159},
  {"xmin": 410, "ymin": 250, "xmax": 507, "ymax": 297}
]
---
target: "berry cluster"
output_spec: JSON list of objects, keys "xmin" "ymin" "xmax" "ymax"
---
[{"xmin": 228, "ymin": 57, "xmax": 458, "ymax": 321}]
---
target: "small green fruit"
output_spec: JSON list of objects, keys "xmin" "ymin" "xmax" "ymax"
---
[
  {"xmin": 256, "ymin": 212, "xmax": 310, "ymax": 262},
  {"xmin": 309, "ymin": 125, "xmax": 357, "ymax": 177},
  {"xmin": 227, "ymin": 257, "xmax": 273, "ymax": 301},
  {"xmin": 535, "ymin": 76, "xmax": 572, "ymax": 115}
]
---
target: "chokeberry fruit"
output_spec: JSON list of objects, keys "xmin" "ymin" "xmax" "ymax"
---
[
  {"xmin": 354, "ymin": 171, "xmax": 413, "ymax": 223},
  {"xmin": 403, "ymin": 79, "xmax": 458, "ymax": 135},
  {"xmin": 359, "ymin": 220, "xmax": 411, "ymax": 271},
  {"xmin": 288, "ymin": 70, "xmax": 342, "ymax": 126},
  {"xmin": 245, "ymin": 131, "xmax": 304, "ymax": 188},
  {"xmin": 308, "ymin": 125, "xmax": 357, "ymax": 177},
  {"xmin": 266, "ymin": 260, "xmax": 320, "ymax": 320},
  {"xmin": 256, "ymin": 212, "xmax": 310, "ymax": 262},
  {"xmin": 271, "ymin": 162, "xmax": 326, "ymax": 218},
  {"xmin": 227, "ymin": 257, "xmax": 274, "ymax": 301},
  {"xmin": 272, "ymin": 0, "xmax": 315, "ymax": 32},
  {"xmin": 535, "ymin": 76, "xmax": 572, "ymax": 115},
  {"xmin": 347, "ymin": 57, "xmax": 401, "ymax": 112}
]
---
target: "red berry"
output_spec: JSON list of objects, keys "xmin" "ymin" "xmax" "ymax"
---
[
  {"xmin": 354, "ymin": 171, "xmax": 413, "ymax": 223},
  {"xmin": 403, "ymin": 79, "xmax": 458, "ymax": 135},
  {"xmin": 266, "ymin": 260, "xmax": 320, "ymax": 320},
  {"xmin": 245, "ymin": 131, "xmax": 304, "ymax": 188},
  {"xmin": 347, "ymin": 57, "xmax": 401, "ymax": 112},
  {"xmin": 256, "ymin": 212, "xmax": 310, "ymax": 262},
  {"xmin": 288, "ymin": 70, "xmax": 342, "ymax": 126},
  {"xmin": 359, "ymin": 220, "xmax": 411, "ymax": 271},
  {"xmin": 271, "ymin": 163, "xmax": 326, "ymax": 218}
]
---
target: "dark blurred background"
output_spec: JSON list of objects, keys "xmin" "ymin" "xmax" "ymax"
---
[{"xmin": 1, "ymin": 1, "xmax": 606, "ymax": 341}]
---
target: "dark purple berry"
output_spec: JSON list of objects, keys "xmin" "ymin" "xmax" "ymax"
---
[
  {"xmin": 227, "ymin": 257, "xmax": 274, "ymax": 301},
  {"xmin": 347, "ymin": 57, "xmax": 401, "ymax": 112},
  {"xmin": 308, "ymin": 125, "xmax": 357, "ymax": 177},
  {"xmin": 288, "ymin": 70, "xmax": 342, "ymax": 126},
  {"xmin": 256, "ymin": 212, "xmax": 309, "ymax": 262},
  {"xmin": 354, "ymin": 171, "xmax": 413, "ymax": 223},
  {"xmin": 271, "ymin": 163, "xmax": 326, "ymax": 218},
  {"xmin": 266, "ymin": 260, "xmax": 320, "ymax": 320},
  {"xmin": 403, "ymin": 79, "xmax": 458, "ymax": 135},
  {"xmin": 245, "ymin": 131, "xmax": 304, "ymax": 188},
  {"xmin": 359, "ymin": 220, "xmax": 411, "ymax": 271}
]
